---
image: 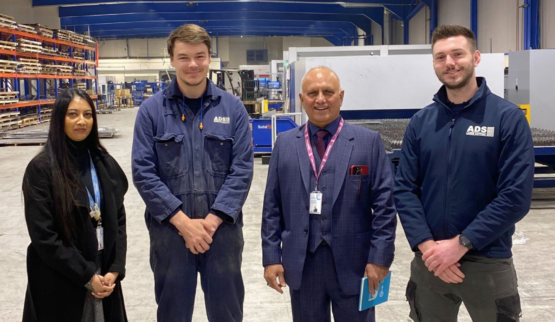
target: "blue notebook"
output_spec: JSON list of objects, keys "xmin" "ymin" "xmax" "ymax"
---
[{"xmin": 358, "ymin": 271, "xmax": 392, "ymax": 311}]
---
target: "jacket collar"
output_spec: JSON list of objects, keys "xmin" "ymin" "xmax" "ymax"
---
[
  {"xmin": 433, "ymin": 77, "xmax": 490, "ymax": 111},
  {"xmin": 164, "ymin": 77, "xmax": 220, "ymax": 101}
]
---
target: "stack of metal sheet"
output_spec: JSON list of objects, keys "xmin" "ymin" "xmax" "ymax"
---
[
  {"xmin": 352, "ymin": 119, "xmax": 410, "ymax": 151},
  {"xmin": 531, "ymin": 128, "xmax": 555, "ymax": 147}
]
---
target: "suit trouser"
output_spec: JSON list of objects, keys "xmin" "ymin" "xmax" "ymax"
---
[
  {"xmin": 290, "ymin": 244, "xmax": 375, "ymax": 322},
  {"xmin": 148, "ymin": 218, "xmax": 244, "ymax": 322},
  {"xmin": 406, "ymin": 252, "xmax": 521, "ymax": 322}
]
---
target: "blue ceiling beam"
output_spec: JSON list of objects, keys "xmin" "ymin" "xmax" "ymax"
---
[
  {"xmin": 59, "ymin": 2, "xmax": 383, "ymax": 25},
  {"xmin": 470, "ymin": 0, "xmax": 478, "ymax": 46},
  {"xmin": 61, "ymin": 12, "xmax": 375, "ymax": 35},
  {"xmin": 91, "ymin": 27, "xmax": 348, "ymax": 37},
  {"xmin": 97, "ymin": 31, "xmax": 343, "ymax": 39},
  {"xmin": 37, "ymin": 0, "xmax": 413, "ymax": 6},
  {"xmin": 70, "ymin": 20, "xmax": 356, "ymax": 35},
  {"xmin": 406, "ymin": 1, "xmax": 425, "ymax": 22}
]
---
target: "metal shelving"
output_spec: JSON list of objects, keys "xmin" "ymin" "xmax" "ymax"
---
[{"xmin": 0, "ymin": 23, "xmax": 98, "ymax": 130}]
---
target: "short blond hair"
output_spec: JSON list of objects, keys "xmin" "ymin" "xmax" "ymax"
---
[{"xmin": 167, "ymin": 24, "xmax": 211, "ymax": 57}]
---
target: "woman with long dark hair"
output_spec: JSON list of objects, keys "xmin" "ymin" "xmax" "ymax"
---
[{"xmin": 22, "ymin": 89, "xmax": 128, "ymax": 322}]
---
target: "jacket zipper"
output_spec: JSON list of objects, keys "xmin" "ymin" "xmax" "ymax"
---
[{"xmin": 444, "ymin": 117, "xmax": 455, "ymax": 237}]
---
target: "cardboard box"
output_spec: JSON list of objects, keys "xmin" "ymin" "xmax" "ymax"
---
[{"xmin": 115, "ymin": 89, "xmax": 122, "ymax": 96}]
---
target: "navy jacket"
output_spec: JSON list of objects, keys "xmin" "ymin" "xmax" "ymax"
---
[
  {"xmin": 262, "ymin": 122, "xmax": 397, "ymax": 295},
  {"xmin": 132, "ymin": 78, "xmax": 253, "ymax": 225},
  {"xmin": 394, "ymin": 78, "xmax": 534, "ymax": 258}
]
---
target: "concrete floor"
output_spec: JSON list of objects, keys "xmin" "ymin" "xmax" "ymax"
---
[{"xmin": 1, "ymin": 108, "xmax": 554, "ymax": 321}]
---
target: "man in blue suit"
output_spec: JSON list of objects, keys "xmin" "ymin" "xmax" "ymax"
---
[{"xmin": 261, "ymin": 66, "xmax": 397, "ymax": 322}]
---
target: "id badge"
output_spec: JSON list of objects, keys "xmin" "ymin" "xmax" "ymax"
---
[
  {"xmin": 96, "ymin": 226, "xmax": 104, "ymax": 251},
  {"xmin": 309, "ymin": 191, "xmax": 323, "ymax": 215}
]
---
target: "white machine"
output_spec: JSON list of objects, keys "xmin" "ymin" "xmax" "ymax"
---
[{"xmin": 287, "ymin": 45, "xmax": 505, "ymax": 125}]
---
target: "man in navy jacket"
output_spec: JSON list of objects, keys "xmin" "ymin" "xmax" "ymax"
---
[
  {"xmin": 132, "ymin": 24, "xmax": 253, "ymax": 321},
  {"xmin": 394, "ymin": 25, "xmax": 534, "ymax": 322},
  {"xmin": 262, "ymin": 66, "xmax": 397, "ymax": 322}
]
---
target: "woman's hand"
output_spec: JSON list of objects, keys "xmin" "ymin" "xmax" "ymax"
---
[
  {"xmin": 102, "ymin": 272, "xmax": 119, "ymax": 287},
  {"xmin": 89, "ymin": 274, "xmax": 115, "ymax": 299}
]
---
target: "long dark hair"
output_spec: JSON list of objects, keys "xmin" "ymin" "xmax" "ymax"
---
[{"xmin": 25, "ymin": 89, "xmax": 106, "ymax": 244}]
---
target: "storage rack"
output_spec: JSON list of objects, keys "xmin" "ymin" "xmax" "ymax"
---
[{"xmin": 0, "ymin": 15, "xmax": 98, "ymax": 131}]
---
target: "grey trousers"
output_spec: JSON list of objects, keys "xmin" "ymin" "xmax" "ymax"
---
[{"xmin": 406, "ymin": 252, "xmax": 521, "ymax": 322}]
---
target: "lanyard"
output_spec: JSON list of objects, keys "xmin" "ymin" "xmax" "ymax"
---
[
  {"xmin": 304, "ymin": 118, "xmax": 344, "ymax": 189},
  {"xmin": 86, "ymin": 151, "xmax": 101, "ymax": 221},
  {"xmin": 182, "ymin": 94, "xmax": 204, "ymax": 130}
]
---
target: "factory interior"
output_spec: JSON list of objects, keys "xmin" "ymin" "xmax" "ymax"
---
[{"xmin": 0, "ymin": 0, "xmax": 554, "ymax": 321}]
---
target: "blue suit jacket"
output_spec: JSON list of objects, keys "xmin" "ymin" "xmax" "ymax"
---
[{"xmin": 262, "ymin": 122, "xmax": 397, "ymax": 295}]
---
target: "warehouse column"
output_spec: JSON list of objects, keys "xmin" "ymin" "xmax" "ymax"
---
[
  {"xmin": 384, "ymin": 9, "xmax": 391, "ymax": 45},
  {"xmin": 357, "ymin": 27, "xmax": 366, "ymax": 46}
]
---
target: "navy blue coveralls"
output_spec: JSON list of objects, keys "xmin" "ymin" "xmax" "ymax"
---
[{"xmin": 132, "ymin": 78, "xmax": 254, "ymax": 322}]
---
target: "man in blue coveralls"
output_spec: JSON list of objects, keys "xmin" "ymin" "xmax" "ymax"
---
[{"xmin": 132, "ymin": 24, "xmax": 253, "ymax": 322}]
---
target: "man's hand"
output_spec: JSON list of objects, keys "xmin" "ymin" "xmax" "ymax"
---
[
  {"xmin": 264, "ymin": 264, "xmax": 287, "ymax": 294},
  {"xmin": 422, "ymin": 235, "xmax": 468, "ymax": 276},
  {"xmin": 170, "ymin": 211, "xmax": 213, "ymax": 254},
  {"xmin": 364, "ymin": 263, "xmax": 389, "ymax": 296},
  {"xmin": 437, "ymin": 263, "xmax": 465, "ymax": 284},
  {"xmin": 202, "ymin": 213, "xmax": 223, "ymax": 238},
  {"xmin": 417, "ymin": 239, "xmax": 436, "ymax": 254}
]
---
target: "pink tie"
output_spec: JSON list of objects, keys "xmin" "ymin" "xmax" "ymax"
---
[{"xmin": 315, "ymin": 130, "xmax": 328, "ymax": 159}]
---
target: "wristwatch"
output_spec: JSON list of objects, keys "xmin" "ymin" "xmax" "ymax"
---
[{"xmin": 459, "ymin": 234, "xmax": 473, "ymax": 250}]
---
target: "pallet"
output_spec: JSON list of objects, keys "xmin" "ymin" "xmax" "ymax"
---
[
  {"xmin": 17, "ymin": 24, "xmax": 37, "ymax": 34},
  {"xmin": 0, "ymin": 91, "xmax": 18, "ymax": 98},
  {"xmin": 0, "ymin": 99, "xmax": 18, "ymax": 105},
  {"xmin": 0, "ymin": 21, "xmax": 16, "ymax": 30},
  {"xmin": 0, "ymin": 15, "xmax": 16, "ymax": 25},
  {"xmin": 18, "ymin": 57, "xmax": 39, "ymax": 63},
  {"xmin": 0, "ymin": 13, "xmax": 15, "ymax": 21},
  {"xmin": 17, "ymin": 43, "xmax": 43, "ymax": 51},
  {"xmin": 17, "ymin": 39, "xmax": 42, "ymax": 46},
  {"xmin": 16, "ymin": 47, "xmax": 41, "ymax": 54},
  {"xmin": 0, "ymin": 40, "xmax": 16, "ymax": 47}
]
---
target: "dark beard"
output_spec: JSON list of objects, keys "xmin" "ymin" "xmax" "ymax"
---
[{"xmin": 442, "ymin": 69, "xmax": 473, "ymax": 90}]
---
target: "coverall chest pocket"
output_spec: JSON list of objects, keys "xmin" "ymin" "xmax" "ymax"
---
[
  {"xmin": 204, "ymin": 134, "xmax": 234, "ymax": 176},
  {"xmin": 153, "ymin": 133, "xmax": 186, "ymax": 178}
]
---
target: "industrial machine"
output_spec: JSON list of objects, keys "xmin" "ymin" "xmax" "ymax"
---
[{"xmin": 282, "ymin": 44, "xmax": 555, "ymax": 188}]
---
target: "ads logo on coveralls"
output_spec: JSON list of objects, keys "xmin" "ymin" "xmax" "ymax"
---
[
  {"xmin": 214, "ymin": 116, "xmax": 230, "ymax": 124},
  {"xmin": 466, "ymin": 125, "xmax": 495, "ymax": 137}
]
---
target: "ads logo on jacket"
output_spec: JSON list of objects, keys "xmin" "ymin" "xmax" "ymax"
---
[
  {"xmin": 214, "ymin": 116, "xmax": 230, "ymax": 124},
  {"xmin": 466, "ymin": 125, "xmax": 495, "ymax": 137}
]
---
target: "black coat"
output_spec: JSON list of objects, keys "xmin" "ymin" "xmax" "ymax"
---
[{"xmin": 22, "ymin": 149, "xmax": 128, "ymax": 322}]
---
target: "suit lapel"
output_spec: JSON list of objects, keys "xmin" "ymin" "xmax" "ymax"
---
[
  {"xmin": 331, "ymin": 124, "xmax": 354, "ymax": 206},
  {"xmin": 295, "ymin": 125, "xmax": 311, "ymax": 194}
]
